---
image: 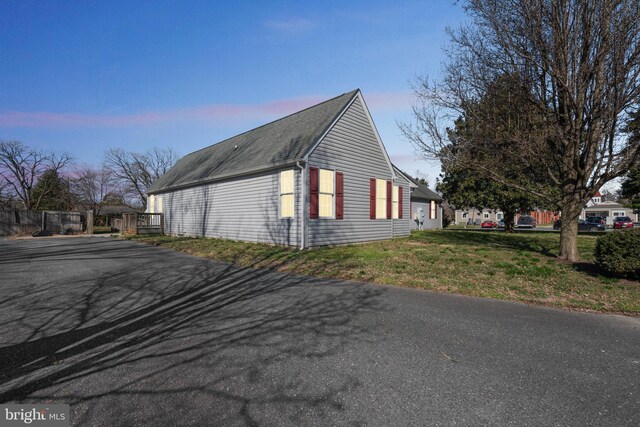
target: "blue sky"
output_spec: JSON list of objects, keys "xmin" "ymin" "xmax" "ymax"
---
[{"xmin": 0, "ymin": 0, "xmax": 466, "ymax": 185}]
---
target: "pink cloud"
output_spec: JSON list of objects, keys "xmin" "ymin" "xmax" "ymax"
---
[{"xmin": 0, "ymin": 91, "xmax": 411, "ymax": 129}]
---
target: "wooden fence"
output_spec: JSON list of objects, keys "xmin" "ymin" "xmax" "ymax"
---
[
  {"xmin": 0, "ymin": 209, "xmax": 83, "ymax": 236},
  {"xmin": 121, "ymin": 213, "xmax": 164, "ymax": 235}
]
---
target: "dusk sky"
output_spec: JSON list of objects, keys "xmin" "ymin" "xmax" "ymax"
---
[{"xmin": 0, "ymin": 1, "xmax": 466, "ymax": 185}]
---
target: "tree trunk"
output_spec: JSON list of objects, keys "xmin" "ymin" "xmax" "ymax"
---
[
  {"xmin": 502, "ymin": 208, "xmax": 516, "ymax": 232},
  {"xmin": 559, "ymin": 199, "xmax": 583, "ymax": 262}
]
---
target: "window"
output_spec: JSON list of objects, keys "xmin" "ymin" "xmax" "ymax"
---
[
  {"xmin": 148, "ymin": 195, "xmax": 155, "ymax": 213},
  {"xmin": 613, "ymin": 211, "xmax": 624, "ymax": 217},
  {"xmin": 310, "ymin": 168, "xmax": 343, "ymax": 220},
  {"xmin": 392, "ymin": 186, "xmax": 399, "ymax": 219},
  {"xmin": 319, "ymin": 169, "xmax": 334, "ymax": 218},
  {"xmin": 376, "ymin": 179, "xmax": 387, "ymax": 219},
  {"xmin": 280, "ymin": 170, "xmax": 295, "ymax": 218},
  {"xmin": 496, "ymin": 213, "xmax": 503, "ymax": 220},
  {"xmin": 430, "ymin": 201, "xmax": 437, "ymax": 219},
  {"xmin": 483, "ymin": 212, "xmax": 490, "ymax": 219},
  {"xmin": 462, "ymin": 212, "xmax": 468, "ymax": 219},
  {"xmin": 156, "ymin": 195, "xmax": 163, "ymax": 213}
]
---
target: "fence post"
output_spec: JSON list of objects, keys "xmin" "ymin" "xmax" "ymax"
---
[
  {"xmin": 160, "ymin": 214, "xmax": 164, "ymax": 235},
  {"xmin": 41, "ymin": 211, "xmax": 46, "ymax": 232},
  {"xmin": 86, "ymin": 210, "xmax": 94, "ymax": 234}
]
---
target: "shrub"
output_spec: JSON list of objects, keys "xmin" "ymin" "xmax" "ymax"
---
[{"xmin": 594, "ymin": 229, "xmax": 640, "ymax": 277}]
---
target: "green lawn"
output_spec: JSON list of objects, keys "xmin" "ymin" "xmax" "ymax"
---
[
  {"xmin": 93, "ymin": 226, "xmax": 113, "ymax": 234},
  {"xmin": 126, "ymin": 230, "xmax": 639, "ymax": 315}
]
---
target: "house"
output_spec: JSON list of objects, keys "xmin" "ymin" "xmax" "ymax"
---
[
  {"xmin": 585, "ymin": 191, "xmax": 603, "ymax": 207},
  {"xmin": 580, "ymin": 193, "xmax": 638, "ymax": 224},
  {"xmin": 147, "ymin": 89, "xmax": 412, "ymax": 248},
  {"xmin": 393, "ymin": 167, "xmax": 442, "ymax": 229},
  {"xmin": 455, "ymin": 208, "xmax": 500, "ymax": 225},
  {"xmin": 454, "ymin": 208, "xmax": 559, "ymax": 225}
]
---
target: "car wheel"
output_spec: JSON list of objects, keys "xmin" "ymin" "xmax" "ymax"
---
[{"xmin": 589, "ymin": 227, "xmax": 597, "ymax": 232}]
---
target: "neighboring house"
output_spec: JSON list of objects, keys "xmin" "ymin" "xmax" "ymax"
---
[
  {"xmin": 454, "ymin": 208, "xmax": 559, "ymax": 225},
  {"xmin": 455, "ymin": 208, "xmax": 502, "ymax": 225},
  {"xmin": 585, "ymin": 191, "xmax": 603, "ymax": 207},
  {"xmin": 581, "ymin": 199, "xmax": 639, "ymax": 225},
  {"xmin": 393, "ymin": 167, "xmax": 442, "ymax": 230},
  {"xmin": 147, "ymin": 89, "xmax": 411, "ymax": 248}
]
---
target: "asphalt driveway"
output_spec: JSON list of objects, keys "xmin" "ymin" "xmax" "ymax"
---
[{"xmin": 0, "ymin": 237, "xmax": 638, "ymax": 426}]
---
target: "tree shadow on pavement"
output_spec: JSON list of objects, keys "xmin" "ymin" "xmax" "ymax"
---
[{"xmin": 0, "ymin": 238, "xmax": 388, "ymax": 426}]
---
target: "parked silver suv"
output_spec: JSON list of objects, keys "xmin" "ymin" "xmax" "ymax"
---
[{"xmin": 517, "ymin": 215, "xmax": 537, "ymax": 228}]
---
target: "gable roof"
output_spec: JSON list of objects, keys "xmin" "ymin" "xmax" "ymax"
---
[
  {"xmin": 149, "ymin": 90, "xmax": 359, "ymax": 193},
  {"xmin": 412, "ymin": 184, "xmax": 443, "ymax": 202},
  {"xmin": 391, "ymin": 165, "xmax": 417, "ymax": 188},
  {"xmin": 392, "ymin": 165, "xmax": 442, "ymax": 202}
]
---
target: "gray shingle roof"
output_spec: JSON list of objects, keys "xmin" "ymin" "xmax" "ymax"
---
[
  {"xmin": 412, "ymin": 184, "xmax": 443, "ymax": 202},
  {"xmin": 148, "ymin": 90, "xmax": 359, "ymax": 193},
  {"xmin": 393, "ymin": 165, "xmax": 442, "ymax": 202}
]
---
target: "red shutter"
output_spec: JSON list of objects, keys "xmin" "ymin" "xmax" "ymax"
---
[
  {"xmin": 435, "ymin": 202, "xmax": 438, "ymax": 219},
  {"xmin": 309, "ymin": 167, "xmax": 319, "ymax": 219},
  {"xmin": 398, "ymin": 186, "xmax": 403, "ymax": 219},
  {"xmin": 336, "ymin": 172, "xmax": 344, "ymax": 220},
  {"xmin": 386, "ymin": 180, "xmax": 392, "ymax": 219},
  {"xmin": 369, "ymin": 178, "xmax": 376, "ymax": 219},
  {"xmin": 429, "ymin": 201, "xmax": 432, "ymax": 219}
]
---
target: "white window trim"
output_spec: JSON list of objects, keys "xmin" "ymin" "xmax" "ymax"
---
[
  {"xmin": 279, "ymin": 170, "xmax": 295, "ymax": 219},
  {"xmin": 318, "ymin": 168, "xmax": 336, "ymax": 219},
  {"xmin": 392, "ymin": 185, "xmax": 400, "ymax": 219},
  {"xmin": 430, "ymin": 201, "xmax": 437, "ymax": 219}
]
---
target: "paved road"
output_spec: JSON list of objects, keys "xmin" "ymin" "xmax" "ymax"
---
[{"xmin": 0, "ymin": 237, "xmax": 638, "ymax": 426}]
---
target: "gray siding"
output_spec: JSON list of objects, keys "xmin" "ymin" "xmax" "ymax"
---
[
  {"xmin": 393, "ymin": 175, "xmax": 411, "ymax": 237},
  {"xmin": 161, "ymin": 169, "xmax": 300, "ymax": 246},
  {"xmin": 410, "ymin": 201, "xmax": 442, "ymax": 230},
  {"xmin": 307, "ymin": 96, "xmax": 407, "ymax": 246}
]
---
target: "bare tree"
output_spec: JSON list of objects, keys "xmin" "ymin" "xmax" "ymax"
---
[
  {"xmin": 71, "ymin": 166, "xmax": 117, "ymax": 216},
  {"xmin": 0, "ymin": 140, "xmax": 72, "ymax": 210},
  {"xmin": 400, "ymin": 0, "xmax": 640, "ymax": 261},
  {"xmin": 104, "ymin": 147, "xmax": 178, "ymax": 209},
  {"xmin": 0, "ymin": 178, "xmax": 11, "ymax": 208}
]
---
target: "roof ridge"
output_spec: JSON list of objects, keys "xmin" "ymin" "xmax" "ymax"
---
[
  {"xmin": 148, "ymin": 89, "xmax": 362, "ymax": 193},
  {"xmin": 181, "ymin": 89, "xmax": 360, "ymax": 159}
]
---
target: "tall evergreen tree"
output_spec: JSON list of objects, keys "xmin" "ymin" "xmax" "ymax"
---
[{"xmin": 32, "ymin": 169, "xmax": 72, "ymax": 211}]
